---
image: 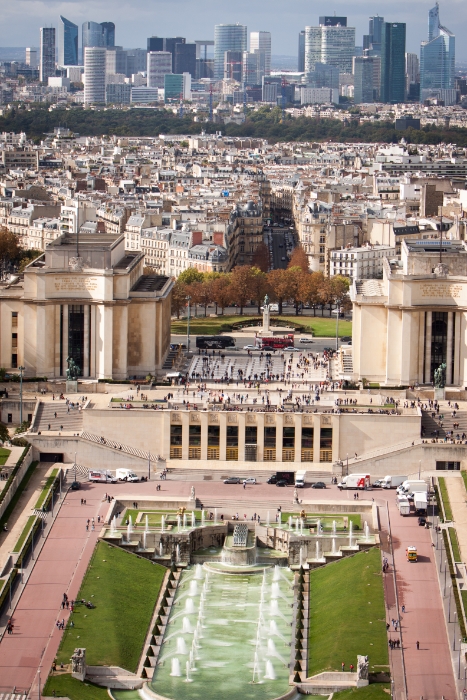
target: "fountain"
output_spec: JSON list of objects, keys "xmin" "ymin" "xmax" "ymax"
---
[
  {"xmin": 177, "ymin": 515, "xmax": 181, "ymax": 531},
  {"xmin": 183, "ymin": 513, "xmax": 187, "ymax": 529},
  {"xmin": 299, "ymin": 547, "xmax": 304, "ymax": 567},
  {"xmin": 332, "ymin": 520, "xmax": 337, "ymax": 535},
  {"xmin": 315, "ymin": 541, "xmax": 320, "ymax": 559},
  {"xmin": 182, "ymin": 617, "xmax": 192, "ymax": 633},
  {"xmin": 300, "ymin": 519, "xmax": 304, "ymax": 537},
  {"xmin": 364, "ymin": 521, "xmax": 370, "ymax": 539},
  {"xmin": 349, "ymin": 520, "xmax": 353, "ymax": 546},
  {"xmin": 331, "ymin": 538, "xmax": 337, "ymax": 554},
  {"xmin": 145, "ymin": 514, "xmax": 149, "ymax": 533},
  {"xmin": 170, "ymin": 658, "xmax": 181, "ymax": 677},
  {"xmin": 185, "ymin": 598, "xmax": 195, "ymax": 614},
  {"xmin": 264, "ymin": 660, "xmax": 276, "ymax": 680},
  {"xmin": 185, "ymin": 660, "xmax": 192, "ymax": 683},
  {"xmin": 191, "ymin": 512, "xmax": 195, "ymax": 528},
  {"xmin": 110, "ymin": 516, "xmax": 117, "ymax": 534},
  {"xmin": 201, "ymin": 510, "xmax": 205, "ymax": 526},
  {"xmin": 143, "ymin": 531, "xmax": 147, "ymax": 550},
  {"xmin": 194, "ymin": 564, "xmax": 204, "ymax": 580},
  {"xmin": 176, "ymin": 637, "xmax": 187, "ymax": 655},
  {"xmin": 126, "ymin": 516, "xmax": 133, "ymax": 543},
  {"xmin": 176, "ymin": 544, "xmax": 181, "ymax": 563},
  {"xmin": 214, "ymin": 508, "xmax": 218, "ymax": 525},
  {"xmin": 266, "ymin": 511, "xmax": 270, "ymax": 527},
  {"xmin": 189, "ymin": 580, "xmax": 198, "ymax": 597},
  {"xmin": 317, "ymin": 519, "xmax": 322, "ymax": 535},
  {"xmin": 295, "ymin": 518, "xmax": 299, "ymax": 533},
  {"xmin": 273, "ymin": 565, "xmax": 281, "ymax": 582},
  {"xmin": 161, "ymin": 516, "xmax": 165, "ymax": 533},
  {"xmin": 288, "ymin": 516, "xmax": 293, "ymax": 530}
]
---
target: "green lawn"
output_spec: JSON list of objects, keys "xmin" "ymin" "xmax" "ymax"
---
[
  {"xmin": 0, "ymin": 447, "xmax": 11, "ymax": 466},
  {"xmin": 56, "ymin": 541, "xmax": 165, "ymax": 672},
  {"xmin": 12, "ymin": 515, "xmax": 37, "ymax": 552},
  {"xmin": 449, "ymin": 527, "xmax": 461, "ymax": 562},
  {"xmin": 461, "ymin": 471, "xmax": 467, "ymax": 493},
  {"xmin": 171, "ymin": 314, "xmax": 352, "ymax": 338},
  {"xmin": 308, "ymin": 548, "xmax": 388, "ymax": 675},
  {"xmin": 281, "ymin": 513, "xmax": 362, "ymax": 530},
  {"xmin": 43, "ymin": 674, "xmax": 109, "ymax": 700},
  {"xmin": 0, "ymin": 461, "xmax": 38, "ymax": 532},
  {"xmin": 34, "ymin": 468, "xmax": 58, "ymax": 509},
  {"xmin": 333, "ymin": 686, "xmax": 391, "ymax": 699},
  {"xmin": 438, "ymin": 477, "xmax": 453, "ymax": 521}
]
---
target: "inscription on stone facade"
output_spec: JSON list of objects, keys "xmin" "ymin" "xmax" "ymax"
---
[
  {"xmin": 246, "ymin": 414, "xmax": 256, "ymax": 424},
  {"xmin": 190, "ymin": 413, "xmax": 200, "ymax": 423},
  {"xmin": 171, "ymin": 413, "xmax": 181, "ymax": 423},
  {"xmin": 321, "ymin": 415, "xmax": 332, "ymax": 425},
  {"xmin": 54, "ymin": 277, "xmax": 98, "ymax": 292},
  {"xmin": 284, "ymin": 414, "xmax": 294, "ymax": 425},
  {"xmin": 227, "ymin": 414, "xmax": 237, "ymax": 423},
  {"xmin": 420, "ymin": 283, "xmax": 461, "ymax": 299},
  {"xmin": 303, "ymin": 415, "xmax": 313, "ymax": 425},
  {"xmin": 209, "ymin": 414, "xmax": 219, "ymax": 424},
  {"xmin": 265, "ymin": 414, "xmax": 275, "ymax": 424}
]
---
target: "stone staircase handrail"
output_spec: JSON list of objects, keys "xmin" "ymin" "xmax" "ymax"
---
[{"xmin": 80, "ymin": 430, "xmax": 160, "ymax": 464}]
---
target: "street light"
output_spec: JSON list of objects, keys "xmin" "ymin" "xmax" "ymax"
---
[
  {"xmin": 18, "ymin": 365, "xmax": 25, "ymax": 427},
  {"xmin": 458, "ymin": 639, "xmax": 462, "ymax": 679},
  {"xmin": 335, "ymin": 304, "xmax": 340, "ymax": 352},
  {"xmin": 453, "ymin": 612, "xmax": 457, "ymax": 650},
  {"xmin": 448, "ymin": 584, "xmax": 452, "ymax": 621},
  {"xmin": 186, "ymin": 296, "xmax": 191, "ymax": 354}
]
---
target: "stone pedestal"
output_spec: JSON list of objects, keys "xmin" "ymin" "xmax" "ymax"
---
[
  {"xmin": 66, "ymin": 380, "xmax": 78, "ymax": 393},
  {"xmin": 434, "ymin": 387, "xmax": 445, "ymax": 400}
]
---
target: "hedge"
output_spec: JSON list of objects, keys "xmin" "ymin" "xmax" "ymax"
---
[
  {"xmin": 0, "ymin": 445, "xmax": 30, "ymax": 506},
  {"xmin": 0, "ymin": 567, "xmax": 18, "ymax": 612},
  {"xmin": 442, "ymin": 529, "xmax": 467, "ymax": 638},
  {"xmin": 34, "ymin": 468, "xmax": 59, "ymax": 510},
  {"xmin": 15, "ymin": 516, "xmax": 42, "ymax": 567}
]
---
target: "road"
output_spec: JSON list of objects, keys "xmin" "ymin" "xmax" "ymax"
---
[{"xmin": 267, "ymin": 227, "xmax": 291, "ymax": 270}]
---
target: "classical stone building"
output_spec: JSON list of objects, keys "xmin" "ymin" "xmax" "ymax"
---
[
  {"xmin": 0, "ymin": 232, "xmax": 172, "ymax": 379},
  {"xmin": 351, "ymin": 239, "xmax": 467, "ymax": 387}
]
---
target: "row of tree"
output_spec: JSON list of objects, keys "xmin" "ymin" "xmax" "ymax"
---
[
  {"xmin": 170, "ymin": 246, "xmax": 351, "ymax": 318},
  {"xmin": 0, "ymin": 228, "xmax": 42, "ymax": 275}
]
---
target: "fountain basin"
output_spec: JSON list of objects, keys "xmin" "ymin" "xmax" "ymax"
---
[{"xmin": 221, "ymin": 532, "xmax": 257, "ymax": 566}]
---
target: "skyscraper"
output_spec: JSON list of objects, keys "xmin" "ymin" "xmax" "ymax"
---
[
  {"xmin": 174, "ymin": 44, "xmax": 196, "ymax": 78},
  {"xmin": 214, "ymin": 24, "xmax": 247, "ymax": 80},
  {"xmin": 319, "ymin": 16, "xmax": 347, "ymax": 27},
  {"xmin": 25, "ymin": 48, "xmax": 38, "ymax": 68},
  {"xmin": 368, "ymin": 16, "xmax": 384, "ymax": 53},
  {"xmin": 58, "ymin": 16, "xmax": 78, "ymax": 66},
  {"xmin": 420, "ymin": 3, "xmax": 455, "ymax": 103},
  {"xmin": 84, "ymin": 46, "xmax": 106, "ymax": 103},
  {"xmin": 305, "ymin": 24, "xmax": 355, "ymax": 75},
  {"xmin": 298, "ymin": 31, "xmax": 305, "ymax": 72},
  {"xmin": 83, "ymin": 21, "xmax": 115, "ymax": 49},
  {"xmin": 353, "ymin": 55, "xmax": 376, "ymax": 103},
  {"xmin": 250, "ymin": 32, "xmax": 271, "ymax": 76},
  {"xmin": 40, "ymin": 27, "xmax": 56, "ymax": 82},
  {"xmin": 147, "ymin": 52, "xmax": 172, "ymax": 88},
  {"xmin": 380, "ymin": 22, "xmax": 406, "ymax": 103}
]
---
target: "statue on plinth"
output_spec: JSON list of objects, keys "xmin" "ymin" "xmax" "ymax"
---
[
  {"xmin": 434, "ymin": 362, "xmax": 446, "ymax": 389},
  {"xmin": 357, "ymin": 655, "xmax": 369, "ymax": 681},
  {"xmin": 262, "ymin": 294, "xmax": 270, "ymax": 333},
  {"xmin": 66, "ymin": 356, "xmax": 80, "ymax": 381},
  {"xmin": 190, "ymin": 486, "xmax": 196, "ymax": 501},
  {"xmin": 71, "ymin": 647, "xmax": 86, "ymax": 681}
]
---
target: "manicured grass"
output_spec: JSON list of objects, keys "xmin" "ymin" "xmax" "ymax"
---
[
  {"xmin": 34, "ymin": 468, "xmax": 58, "ymax": 509},
  {"xmin": 43, "ymin": 673, "xmax": 109, "ymax": 700},
  {"xmin": 449, "ymin": 527, "xmax": 462, "ymax": 562},
  {"xmin": 56, "ymin": 541, "xmax": 165, "ymax": 672},
  {"xmin": 333, "ymin": 686, "xmax": 391, "ymax": 699},
  {"xmin": 123, "ymin": 508, "xmax": 203, "ymax": 525},
  {"xmin": 308, "ymin": 548, "xmax": 388, "ymax": 675},
  {"xmin": 12, "ymin": 515, "xmax": 36, "ymax": 552},
  {"xmin": 438, "ymin": 477, "xmax": 453, "ymax": 521},
  {"xmin": 171, "ymin": 314, "xmax": 352, "ymax": 338},
  {"xmin": 281, "ymin": 513, "xmax": 362, "ymax": 530},
  {"xmin": 0, "ymin": 447, "xmax": 11, "ymax": 466},
  {"xmin": 461, "ymin": 471, "xmax": 467, "ymax": 493},
  {"xmin": 0, "ymin": 461, "xmax": 38, "ymax": 532}
]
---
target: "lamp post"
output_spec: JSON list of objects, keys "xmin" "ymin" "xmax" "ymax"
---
[
  {"xmin": 453, "ymin": 612, "xmax": 457, "ymax": 650},
  {"xmin": 335, "ymin": 304, "xmax": 340, "ymax": 352},
  {"xmin": 18, "ymin": 365, "xmax": 25, "ymax": 428},
  {"xmin": 74, "ymin": 451, "xmax": 77, "ymax": 484},
  {"xmin": 448, "ymin": 584, "xmax": 452, "ymax": 621},
  {"xmin": 186, "ymin": 296, "xmax": 191, "ymax": 354},
  {"xmin": 458, "ymin": 639, "xmax": 462, "ymax": 679}
]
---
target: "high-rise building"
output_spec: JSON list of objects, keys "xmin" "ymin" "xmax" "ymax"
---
[
  {"xmin": 164, "ymin": 38, "xmax": 186, "ymax": 71},
  {"xmin": 319, "ymin": 16, "xmax": 347, "ymax": 27},
  {"xmin": 420, "ymin": 3, "xmax": 455, "ymax": 103},
  {"xmin": 353, "ymin": 55, "xmax": 376, "ymax": 103},
  {"xmin": 58, "ymin": 16, "xmax": 78, "ymax": 66},
  {"xmin": 147, "ymin": 51, "xmax": 172, "ymax": 89},
  {"xmin": 25, "ymin": 48, "xmax": 38, "ymax": 68},
  {"xmin": 406, "ymin": 53, "xmax": 420, "ymax": 84},
  {"xmin": 147, "ymin": 37, "xmax": 164, "ymax": 52},
  {"xmin": 174, "ymin": 43, "xmax": 196, "ymax": 77},
  {"xmin": 298, "ymin": 31, "xmax": 305, "ymax": 72},
  {"xmin": 84, "ymin": 46, "xmax": 106, "ymax": 104},
  {"xmin": 214, "ymin": 24, "xmax": 247, "ymax": 80},
  {"xmin": 305, "ymin": 24, "xmax": 355, "ymax": 75},
  {"xmin": 243, "ymin": 51, "xmax": 265, "ymax": 85},
  {"xmin": 40, "ymin": 27, "xmax": 56, "ymax": 83},
  {"xmin": 380, "ymin": 22, "xmax": 406, "ymax": 103},
  {"xmin": 83, "ymin": 21, "xmax": 115, "ymax": 49},
  {"xmin": 106, "ymin": 46, "xmax": 127, "ymax": 77},
  {"xmin": 195, "ymin": 40, "xmax": 214, "ymax": 79},
  {"xmin": 368, "ymin": 16, "xmax": 384, "ymax": 53},
  {"xmin": 164, "ymin": 72, "xmax": 191, "ymax": 101},
  {"xmin": 224, "ymin": 51, "xmax": 243, "ymax": 81},
  {"xmin": 307, "ymin": 62, "xmax": 340, "ymax": 89},
  {"xmin": 250, "ymin": 32, "xmax": 271, "ymax": 76}
]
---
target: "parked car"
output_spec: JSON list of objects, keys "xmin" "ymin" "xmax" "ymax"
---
[
  {"xmin": 311, "ymin": 482, "xmax": 326, "ymax": 489},
  {"xmin": 285, "ymin": 347, "xmax": 301, "ymax": 352},
  {"xmin": 243, "ymin": 477, "xmax": 257, "ymax": 484},
  {"xmin": 299, "ymin": 337, "xmax": 314, "ymax": 344},
  {"xmin": 372, "ymin": 480, "xmax": 383, "ymax": 488},
  {"xmin": 341, "ymin": 336, "xmax": 352, "ymax": 343},
  {"xmin": 70, "ymin": 481, "xmax": 81, "ymax": 491},
  {"xmin": 281, "ymin": 256, "xmax": 286, "ymax": 261},
  {"xmin": 224, "ymin": 477, "xmax": 240, "ymax": 484},
  {"xmin": 267, "ymin": 475, "xmax": 278, "ymax": 484},
  {"xmin": 276, "ymin": 480, "xmax": 288, "ymax": 487},
  {"xmin": 243, "ymin": 345, "xmax": 257, "ymax": 350},
  {"xmin": 262, "ymin": 346, "xmax": 274, "ymax": 351},
  {"xmin": 418, "ymin": 517, "xmax": 427, "ymax": 526}
]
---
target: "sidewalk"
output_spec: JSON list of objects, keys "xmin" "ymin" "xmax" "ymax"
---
[
  {"xmin": 4, "ymin": 446, "xmax": 26, "ymax": 468},
  {"xmin": 445, "ymin": 476, "xmax": 467, "ymax": 561}
]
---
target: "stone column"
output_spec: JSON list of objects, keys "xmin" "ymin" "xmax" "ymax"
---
[
  {"xmin": 83, "ymin": 304, "xmax": 90, "ymax": 378},
  {"xmin": 54, "ymin": 305, "xmax": 61, "ymax": 377},
  {"xmin": 454, "ymin": 312, "xmax": 461, "ymax": 386},
  {"xmin": 238, "ymin": 413, "xmax": 246, "ymax": 462},
  {"xmin": 446, "ymin": 312, "xmax": 454, "ymax": 385},
  {"xmin": 313, "ymin": 414, "xmax": 321, "ymax": 464},
  {"xmin": 200, "ymin": 413, "xmax": 208, "ymax": 461},
  {"xmin": 331, "ymin": 415, "xmax": 340, "ymax": 463},
  {"xmin": 90, "ymin": 305, "xmax": 97, "ymax": 379},
  {"xmin": 417, "ymin": 311, "xmax": 425, "ymax": 384},
  {"xmin": 275, "ymin": 413, "xmax": 283, "ymax": 463},
  {"xmin": 424, "ymin": 311, "xmax": 432, "ymax": 384},
  {"xmin": 256, "ymin": 413, "xmax": 265, "ymax": 462},
  {"xmin": 219, "ymin": 413, "xmax": 227, "ymax": 461},
  {"xmin": 295, "ymin": 413, "xmax": 302, "ymax": 464},
  {"xmin": 62, "ymin": 303, "xmax": 69, "ymax": 377},
  {"xmin": 181, "ymin": 413, "xmax": 189, "ymax": 461}
]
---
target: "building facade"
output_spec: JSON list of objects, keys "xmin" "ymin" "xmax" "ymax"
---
[
  {"xmin": 214, "ymin": 24, "xmax": 247, "ymax": 80},
  {"xmin": 58, "ymin": 16, "xmax": 78, "ymax": 67},
  {"xmin": 147, "ymin": 52, "xmax": 172, "ymax": 89},
  {"xmin": 0, "ymin": 233, "xmax": 172, "ymax": 380},
  {"xmin": 380, "ymin": 22, "xmax": 406, "ymax": 103},
  {"xmin": 39, "ymin": 27, "xmax": 56, "ymax": 83},
  {"xmin": 84, "ymin": 47, "xmax": 106, "ymax": 104},
  {"xmin": 250, "ymin": 31, "xmax": 271, "ymax": 76},
  {"xmin": 305, "ymin": 24, "xmax": 356, "ymax": 76},
  {"xmin": 420, "ymin": 3, "xmax": 455, "ymax": 103}
]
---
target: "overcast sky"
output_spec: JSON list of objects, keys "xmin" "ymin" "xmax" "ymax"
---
[{"xmin": 1, "ymin": 0, "xmax": 466, "ymax": 61}]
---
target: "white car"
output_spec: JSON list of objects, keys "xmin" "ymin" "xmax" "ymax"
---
[
  {"xmin": 243, "ymin": 477, "xmax": 257, "ymax": 484},
  {"xmin": 243, "ymin": 344, "xmax": 258, "ymax": 350},
  {"xmin": 299, "ymin": 337, "xmax": 314, "ymax": 343},
  {"xmin": 285, "ymin": 347, "xmax": 301, "ymax": 352}
]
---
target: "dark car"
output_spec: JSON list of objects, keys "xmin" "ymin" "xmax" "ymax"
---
[
  {"xmin": 276, "ymin": 480, "xmax": 288, "ymax": 487},
  {"xmin": 418, "ymin": 516, "xmax": 427, "ymax": 526},
  {"xmin": 223, "ymin": 477, "xmax": 240, "ymax": 484},
  {"xmin": 267, "ymin": 475, "xmax": 278, "ymax": 484},
  {"xmin": 262, "ymin": 346, "xmax": 274, "ymax": 351},
  {"xmin": 70, "ymin": 481, "xmax": 81, "ymax": 491},
  {"xmin": 341, "ymin": 336, "xmax": 352, "ymax": 342},
  {"xmin": 311, "ymin": 482, "xmax": 326, "ymax": 489}
]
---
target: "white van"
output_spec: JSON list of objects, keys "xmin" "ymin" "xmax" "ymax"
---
[
  {"xmin": 116, "ymin": 468, "xmax": 139, "ymax": 482},
  {"xmin": 89, "ymin": 470, "xmax": 117, "ymax": 483}
]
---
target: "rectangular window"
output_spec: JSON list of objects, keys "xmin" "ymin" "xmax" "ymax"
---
[
  {"xmin": 170, "ymin": 425, "xmax": 182, "ymax": 446},
  {"xmin": 320, "ymin": 427, "xmax": 332, "ymax": 462},
  {"xmin": 283, "ymin": 427, "xmax": 295, "ymax": 448},
  {"xmin": 436, "ymin": 461, "xmax": 460, "ymax": 470},
  {"xmin": 11, "ymin": 354, "xmax": 17, "ymax": 368},
  {"xmin": 264, "ymin": 427, "xmax": 276, "ymax": 448},
  {"xmin": 208, "ymin": 425, "xmax": 220, "ymax": 446},
  {"xmin": 11, "ymin": 333, "xmax": 17, "ymax": 349},
  {"xmin": 226, "ymin": 426, "xmax": 238, "ymax": 461},
  {"xmin": 189, "ymin": 425, "xmax": 201, "ymax": 446},
  {"xmin": 245, "ymin": 426, "xmax": 257, "ymax": 444},
  {"xmin": 7, "ymin": 413, "xmax": 12, "ymax": 423},
  {"xmin": 11, "ymin": 311, "xmax": 18, "ymax": 328}
]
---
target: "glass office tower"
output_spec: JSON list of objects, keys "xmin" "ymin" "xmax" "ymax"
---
[
  {"xmin": 214, "ymin": 24, "xmax": 247, "ymax": 80},
  {"xmin": 83, "ymin": 21, "xmax": 115, "ymax": 48},
  {"xmin": 420, "ymin": 3, "xmax": 455, "ymax": 99},
  {"xmin": 58, "ymin": 16, "xmax": 78, "ymax": 66},
  {"xmin": 380, "ymin": 22, "xmax": 406, "ymax": 103}
]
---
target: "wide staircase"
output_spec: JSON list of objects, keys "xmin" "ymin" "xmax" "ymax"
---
[
  {"xmin": 80, "ymin": 430, "xmax": 160, "ymax": 464},
  {"xmin": 33, "ymin": 401, "xmax": 83, "ymax": 433},
  {"xmin": 421, "ymin": 409, "xmax": 467, "ymax": 440},
  {"xmin": 341, "ymin": 352, "xmax": 353, "ymax": 375}
]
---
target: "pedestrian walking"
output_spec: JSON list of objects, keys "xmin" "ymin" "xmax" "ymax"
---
[
  {"xmin": 341, "ymin": 662, "xmax": 345, "ymax": 672},
  {"xmin": 86, "ymin": 523, "xmax": 89, "ymax": 531},
  {"xmin": 416, "ymin": 641, "xmax": 420, "ymax": 650},
  {"xmin": 401, "ymin": 605, "xmax": 405, "ymax": 613}
]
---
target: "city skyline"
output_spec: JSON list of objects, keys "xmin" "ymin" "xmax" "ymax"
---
[{"xmin": 0, "ymin": 0, "xmax": 466, "ymax": 60}]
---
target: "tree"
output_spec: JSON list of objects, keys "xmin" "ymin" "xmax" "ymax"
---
[
  {"xmin": 171, "ymin": 280, "xmax": 188, "ymax": 319},
  {"xmin": 190, "ymin": 279, "xmax": 213, "ymax": 317},
  {"xmin": 0, "ymin": 422, "xmax": 9, "ymax": 443},
  {"xmin": 249, "ymin": 267, "xmax": 269, "ymax": 314},
  {"xmin": 300, "ymin": 271, "xmax": 324, "ymax": 316},
  {"xmin": 330, "ymin": 275, "xmax": 351, "ymax": 311},
  {"xmin": 317, "ymin": 275, "xmax": 333, "ymax": 316},
  {"xmin": 0, "ymin": 227, "xmax": 20, "ymax": 275},
  {"xmin": 288, "ymin": 245, "xmax": 309, "ymax": 273},
  {"xmin": 284, "ymin": 266, "xmax": 306, "ymax": 315},
  {"xmin": 177, "ymin": 268, "xmax": 204, "ymax": 285},
  {"xmin": 229, "ymin": 266, "xmax": 255, "ymax": 314},
  {"xmin": 211, "ymin": 274, "xmax": 232, "ymax": 315},
  {"xmin": 267, "ymin": 269, "xmax": 290, "ymax": 315},
  {"xmin": 251, "ymin": 242, "xmax": 269, "ymax": 273}
]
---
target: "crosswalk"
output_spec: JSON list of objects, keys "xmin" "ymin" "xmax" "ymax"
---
[{"xmin": 0, "ymin": 693, "xmax": 29, "ymax": 700}]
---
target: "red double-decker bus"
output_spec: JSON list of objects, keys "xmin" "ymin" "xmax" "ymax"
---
[{"xmin": 257, "ymin": 334, "xmax": 294, "ymax": 349}]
